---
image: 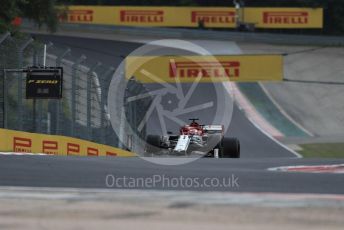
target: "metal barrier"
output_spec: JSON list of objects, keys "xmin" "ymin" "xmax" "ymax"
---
[{"xmin": 0, "ymin": 32, "xmax": 150, "ymax": 150}]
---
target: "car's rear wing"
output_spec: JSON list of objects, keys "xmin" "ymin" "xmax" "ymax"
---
[{"xmin": 203, "ymin": 125, "xmax": 224, "ymax": 134}]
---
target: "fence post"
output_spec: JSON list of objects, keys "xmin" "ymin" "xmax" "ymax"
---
[
  {"xmin": 17, "ymin": 38, "xmax": 33, "ymax": 131},
  {"xmin": 87, "ymin": 62, "xmax": 101, "ymax": 141},
  {"xmin": 32, "ymin": 48, "xmax": 37, "ymax": 66},
  {"xmin": 0, "ymin": 70, "xmax": 4, "ymax": 129},
  {"xmin": 118, "ymin": 72, "xmax": 130, "ymax": 150},
  {"xmin": 123, "ymin": 79, "xmax": 139, "ymax": 151},
  {"xmin": 55, "ymin": 48, "xmax": 70, "ymax": 135},
  {"xmin": 0, "ymin": 33, "xmax": 10, "ymax": 129},
  {"xmin": 131, "ymin": 94, "xmax": 138, "ymax": 152},
  {"xmin": 56, "ymin": 48, "xmax": 71, "ymax": 66},
  {"xmin": 71, "ymin": 55, "xmax": 86, "ymax": 137},
  {"xmin": 36, "ymin": 42, "xmax": 53, "ymax": 133},
  {"xmin": 100, "ymin": 67, "xmax": 115, "ymax": 144}
]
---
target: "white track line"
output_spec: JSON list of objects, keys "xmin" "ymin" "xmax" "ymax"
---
[
  {"xmin": 268, "ymin": 164, "xmax": 344, "ymax": 174},
  {"xmin": 0, "ymin": 152, "xmax": 48, "ymax": 156}
]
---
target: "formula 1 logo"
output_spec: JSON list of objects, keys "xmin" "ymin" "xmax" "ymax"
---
[
  {"xmin": 191, "ymin": 11, "xmax": 235, "ymax": 24},
  {"xmin": 61, "ymin": 10, "xmax": 93, "ymax": 22},
  {"xmin": 120, "ymin": 10, "xmax": 164, "ymax": 23},
  {"xmin": 263, "ymin": 11, "xmax": 308, "ymax": 25},
  {"xmin": 169, "ymin": 61, "xmax": 240, "ymax": 78}
]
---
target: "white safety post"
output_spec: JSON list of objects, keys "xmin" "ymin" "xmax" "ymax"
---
[
  {"xmin": 119, "ymin": 108, "xmax": 126, "ymax": 149},
  {"xmin": 214, "ymin": 149, "xmax": 219, "ymax": 158},
  {"xmin": 233, "ymin": 0, "xmax": 241, "ymax": 28},
  {"xmin": 43, "ymin": 44, "xmax": 47, "ymax": 66}
]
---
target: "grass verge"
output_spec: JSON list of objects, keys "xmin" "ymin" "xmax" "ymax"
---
[{"xmin": 298, "ymin": 143, "xmax": 344, "ymax": 158}]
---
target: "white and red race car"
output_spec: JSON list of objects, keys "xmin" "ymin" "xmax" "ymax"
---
[{"xmin": 144, "ymin": 119, "xmax": 240, "ymax": 158}]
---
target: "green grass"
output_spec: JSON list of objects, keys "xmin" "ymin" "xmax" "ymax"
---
[{"xmin": 298, "ymin": 143, "xmax": 344, "ymax": 158}]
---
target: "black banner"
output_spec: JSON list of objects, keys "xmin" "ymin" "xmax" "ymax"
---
[{"xmin": 26, "ymin": 67, "xmax": 63, "ymax": 99}]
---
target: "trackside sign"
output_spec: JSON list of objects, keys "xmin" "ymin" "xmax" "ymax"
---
[
  {"xmin": 26, "ymin": 67, "xmax": 63, "ymax": 99},
  {"xmin": 169, "ymin": 61, "xmax": 240, "ymax": 79},
  {"xmin": 191, "ymin": 11, "xmax": 235, "ymax": 23},
  {"xmin": 58, "ymin": 6, "xmax": 323, "ymax": 29},
  {"xmin": 0, "ymin": 129, "xmax": 136, "ymax": 157},
  {"xmin": 244, "ymin": 8, "xmax": 323, "ymax": 28},
  {"xmin": 190, "ymin": 10, "xmax": 236, "ymax": 27},
  {"xmin": 120, "ymin": 10, "xmax": 164, "ymax": 23},
  {"xmin": 60, "ymin": 10, "xmax": 94, "ymax": 22},
  {"xmin": 263, "ymin": 12, "xmax": 308, "ymax": 24},
  {"xmin": 125, "ymin": 55, "xmax": 283, "ymax": 83}
]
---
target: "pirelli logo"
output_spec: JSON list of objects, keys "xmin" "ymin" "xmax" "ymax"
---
[
  {"xmin": 126, "ymin": 55, "xmax": 283, "ymax": 83},
  {"xmin": 62, "ymin": 10, "xmax": 94, "ymax": 22},
  {"xmin": 13, "ymin": 137, "xmax": 32, "ymax": 153},
  {"xmin": 263, "ymin": 12, "xmax": 309, "ymax": 25},
  {"xmin": 169, "ymin": 61, "xmax": 240, "ymax": 78},
  {"xmin": 120, "ymin": 10, "xmax": 164, "ymax": 23},
  {"xmin": 191, "ymin": 11, "xmax": 235, "ymax": 24},
  {"xmin": 42, "ymin": 141, "xmax": 58, "ymax": 155}
]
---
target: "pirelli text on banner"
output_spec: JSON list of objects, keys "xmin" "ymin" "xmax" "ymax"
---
[
  {"xmin": 244, "ymin": 7, "xmax": 323, "ymax": 29},
  {"xmin": 59, "ymin": 6, "xmax": 323, "ymax": 29},
  {"xmin": 58, "ymin": 6, "xmax": 118, "ymax": 25},
  {"xmin": 125, "ymin": 55, "xmax": 283, "ymax": 83},
  {"xmin": 0, "ymin": 129, "xmax": 136, "ymax": 157},
  {"xmin": 62, "ymin": 10, "xmax": 94, "ymax": 22},
  {"xmin": 114, "ymin": 6, "xmax": 236, "ymax": 27},
  {"xmin": 120, "ymin": 9, "xmax": 164, "ymax": 23},
  {"xmin": 189, "ymin": 9, "xmax": 236, "ymax": 28}
]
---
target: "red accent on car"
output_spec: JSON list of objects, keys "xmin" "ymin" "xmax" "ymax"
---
[{"xmin": 180, "ymin": 121, "xmax": 204, "ymax": 136}]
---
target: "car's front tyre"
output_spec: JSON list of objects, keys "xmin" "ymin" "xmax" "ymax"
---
[
  {"xmin": 144, "ymin": 135, "xmax": 161, "ymax": 156},
  {"xmin": 220, "ymin": 137, "xmax": 240, "ymax": 158}
]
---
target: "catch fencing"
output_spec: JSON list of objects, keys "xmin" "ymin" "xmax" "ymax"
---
[{"xmin": 0, "ymin": 32, "xmax": 150, "ymax": 151}]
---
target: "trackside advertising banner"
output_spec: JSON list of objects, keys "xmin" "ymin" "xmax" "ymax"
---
[
  {"xmin": 59, "ymin": 6, "xmax": 323, "ymax": 29},
  {"xmin": 116, "ymin": 6, "xmax": 237, "ymax": 27},
  {"xmin": 58, "ymin": 6, "xmax": 117, "ymax": 25},
  {"xmin": 0, "ymin": 129, "xmax": 136, "ymax": 157},
  {"xmin": 244, "ymin": 7, "xmax": 323, "ymax": 29},
  {"xmin": 125, "ymin": 55, "xmax": 283, "ymax": 83},
  {"xmin": 59, "ymin": 6, "xmax": 237, "ymax": 27}
]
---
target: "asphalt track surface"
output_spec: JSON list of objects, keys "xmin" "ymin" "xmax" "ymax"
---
[
  {"xmin": 1, "ymin": 35, "xmax": 343, "ymax": 194},
  {"xmin": 1, "ymin": 156, "xmax": 344, "ymax": 194}
]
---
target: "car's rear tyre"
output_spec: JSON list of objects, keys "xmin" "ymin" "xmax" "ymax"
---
[
  {"xmin": 221, "ymin": 137, "xmax": 240, "ymax": 158},
  {"xmin": 145, "ymin": 135, "xmax": 161, "ymax": 155}
]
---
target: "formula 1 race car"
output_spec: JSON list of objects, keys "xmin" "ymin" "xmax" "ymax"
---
[{"xmin": 144, "ymin": 119, "xmax": 240, "ymax": 158}]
